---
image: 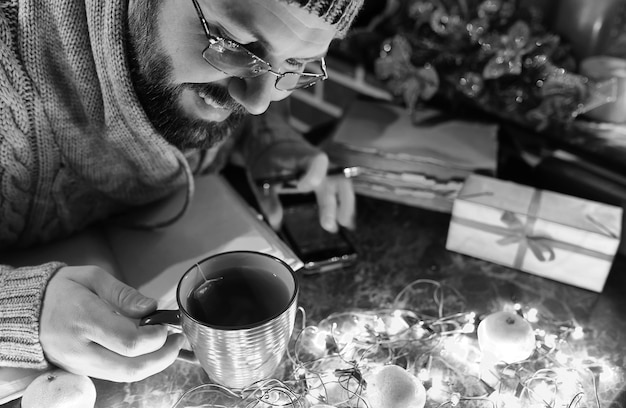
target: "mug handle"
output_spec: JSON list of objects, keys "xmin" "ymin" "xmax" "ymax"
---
[
  {"xmin": 140, "ymin": 310, "xmax": 199, "ymax": 366},
  {"xmin": 140, "ymin": 309, "xmax": 181, "ymax": 326}
]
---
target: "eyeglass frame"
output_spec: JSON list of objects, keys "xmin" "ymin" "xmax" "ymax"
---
[{"xmin": 190, "ymin": 0, "xmax": 329, "ymax": 91}]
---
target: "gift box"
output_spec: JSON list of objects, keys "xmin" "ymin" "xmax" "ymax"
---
[{"xmin": 445, "ymin": 174, "xmax": 623, "ymax": 292}]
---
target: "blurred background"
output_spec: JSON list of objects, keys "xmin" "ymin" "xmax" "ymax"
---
[{"xmin": 284, "ymin": 0, "xmax": 626, "ymax": 215}]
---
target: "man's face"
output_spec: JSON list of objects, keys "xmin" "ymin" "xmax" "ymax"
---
[{"xmin": 127, "ymin": 0, "xmax": 337, "ymax": 150}]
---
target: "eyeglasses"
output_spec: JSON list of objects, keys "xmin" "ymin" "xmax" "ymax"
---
[{"xmin": 190, "ymin": 0, "xmax": 328, "ymax": 91}]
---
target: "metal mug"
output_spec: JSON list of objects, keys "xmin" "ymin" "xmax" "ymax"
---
[{"xmin": 141, "ymin": 251, "xmax": 299, "ymax": 390}]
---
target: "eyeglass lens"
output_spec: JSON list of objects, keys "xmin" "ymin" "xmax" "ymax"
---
[
  {"xmin": 204, "ymin": 40, "xmax": 270, "ymax": 77},
  {"xmin": 203, "ymin": 40, "xmax": 326, "ymax": 91}
]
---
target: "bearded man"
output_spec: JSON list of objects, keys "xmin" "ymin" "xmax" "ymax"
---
[{"xmin": 0, "ymin": 0, "xmax": 362, "ymax": 382}]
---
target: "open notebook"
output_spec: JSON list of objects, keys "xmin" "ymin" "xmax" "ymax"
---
[
  {"xmin": 107, "ymin": 173, "xmax": 302, "ymax": 308},
  {"xmin": 0, "ymin": 174, "xmax": 302, "ymax": 403}
]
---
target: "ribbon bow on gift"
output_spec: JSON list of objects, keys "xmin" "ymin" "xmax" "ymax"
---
[
  {"xmin": 451, "ymin": 186, "xmax": 615, "ymax": 273},
  {"xmin": 497, "ymin": 210, "xmax": 556, "ymax": 263}
]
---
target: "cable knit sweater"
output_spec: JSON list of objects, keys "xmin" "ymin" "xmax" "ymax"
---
[{"xmin": 0, "ymin": 0, "xmax": 307, "ymax": 369}]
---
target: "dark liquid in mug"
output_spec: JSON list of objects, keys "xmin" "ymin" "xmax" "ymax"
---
[{"xmin": 186, "ymin": 267, "xmax": 292, "ymax": 327}]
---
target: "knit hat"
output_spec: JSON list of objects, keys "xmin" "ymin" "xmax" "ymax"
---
[{"xmin": 278, "ymin": 0, "xmax": 364, "ymax": 37}]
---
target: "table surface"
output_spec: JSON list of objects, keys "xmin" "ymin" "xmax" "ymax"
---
[{"xmin": 4, "ymin": 192, "xmax": 626, "ymax": 408}]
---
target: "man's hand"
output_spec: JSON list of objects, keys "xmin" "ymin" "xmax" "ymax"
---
[
  {"xmin": 40, "ymin": 266, "xmax": 184, "ymax": 382},
  {"xmin": 248, "ymin": 141, "xmax": 356, "ymax": 232}
]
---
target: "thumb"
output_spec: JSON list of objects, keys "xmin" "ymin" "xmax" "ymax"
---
[{"xmin": 92, "ymin": 271, "xmax": 158, "ymax": 318}]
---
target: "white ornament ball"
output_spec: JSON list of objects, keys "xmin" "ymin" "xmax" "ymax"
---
[
  {"xmin": 365, "ymin": 365, "xmax": 426, "ymax": 408},
  {"xmin": 477, "ymin": 310, "xmax": 536, "ymax": 363},
  {"xmin": 21, "ymin": 369, "xmax": 96, "ymax": 408}
]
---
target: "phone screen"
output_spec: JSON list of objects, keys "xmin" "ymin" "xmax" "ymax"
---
[{"xmin": 279, "ymin": 196, "xmax": 357, "ymax": 272}]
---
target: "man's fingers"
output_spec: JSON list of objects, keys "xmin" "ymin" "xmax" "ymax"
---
[
  {"xmin": 76, "ymin": 334, "xmax": 185, "ymax": 382},
  {"xmin": 315, "ymin": 182, "xmax": 339, "ymax": 233},
  {"xmin": 40, "ymin": 266, "xmax": 184, "ymax": 382},
  {"xmin": 335, "ymin": 177, "xmax": 356, "ymax": 230},
  {"xmin": 82, "ymin": 299, "xmax": 170, "ymax": 358},
  {"xmin": 82, "ymin": 269, "xmax": 157, "ymax": 318},
  {"xmin": 297, "ymin": 153, "xmax": 328, "ymax": 191},
  {"xmin": 313, "ymin": 175, "xmax": 356, "ymax": 232},
  {"xmin": 64, "ymin": 267, "xmax": 170, "ymax": 358}
]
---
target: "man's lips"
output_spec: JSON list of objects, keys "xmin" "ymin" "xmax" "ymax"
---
[{"xmin": 193, "ymin": 90, "xmax": 233, "ymax": 122}]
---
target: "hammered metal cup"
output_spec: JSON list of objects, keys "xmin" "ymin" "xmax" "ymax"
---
[{"xmin": 142, "ymin": 251, "xmax": 299, "ymax": 390}]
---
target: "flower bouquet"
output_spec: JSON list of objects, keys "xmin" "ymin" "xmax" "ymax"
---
[{"xmin": 367, "ymin": 0, "xmax": 617, "ymax": 130}]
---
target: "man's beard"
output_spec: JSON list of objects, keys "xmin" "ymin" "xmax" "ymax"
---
[{"xmin": 126, "ymin": 2, "xmax": 247, "ymax": 150}]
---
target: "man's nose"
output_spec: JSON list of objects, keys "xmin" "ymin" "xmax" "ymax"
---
[{"xmin": 228, "ymin": 74, "xmax": 287, "ymax": 115}]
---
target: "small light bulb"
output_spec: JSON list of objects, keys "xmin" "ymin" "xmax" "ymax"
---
[
  {"xmin": 526, "ymin": 308, "xmax": 539, "ymax": 323},
  {"xmin": 544, "ymin": 334, "xmax": 557, "ymax": 349},
  {"xmin": 600, "ymin": 365, "xmax": 615, "ymax": 384},
  {"xmin": 571, "ymin": 326, "xmax": 584, "ymax": 340}
]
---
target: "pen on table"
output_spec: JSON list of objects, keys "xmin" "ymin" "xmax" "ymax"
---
[{"xmin": 255, "ymin": 166, "xmax": 361, "ymax": 190}]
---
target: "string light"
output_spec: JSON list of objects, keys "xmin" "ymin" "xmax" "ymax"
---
[
  {"xmin": 571, "ymin": 326, "xmax": 585, "ymax": 341},
  {"xmin": 526, "ymin": 308, "xmax": 539, "ymax": 323},
  {"xmin": 172, "ymin": 279, "xmax": 623, "ymax": 408}
]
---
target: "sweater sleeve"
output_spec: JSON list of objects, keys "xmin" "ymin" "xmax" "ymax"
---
[{"xmin": 0, "ymin": 262, "xmax": 64, "ymax": 369}]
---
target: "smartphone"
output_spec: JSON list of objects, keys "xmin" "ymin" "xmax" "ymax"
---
[{"xmin": 276, "ymin": 194, "xmax": 358, "ymax": 273}]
